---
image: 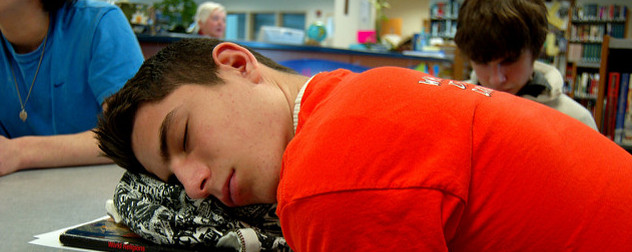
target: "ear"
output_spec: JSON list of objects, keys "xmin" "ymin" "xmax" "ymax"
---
[{"xmin": 212, "ymin": 42, "xmax": 262, "ymax": 83}]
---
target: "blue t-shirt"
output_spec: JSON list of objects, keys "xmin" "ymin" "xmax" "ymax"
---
[{"xmin": 0, "ymin": 0, "xmax": 144, "ymax": 137}]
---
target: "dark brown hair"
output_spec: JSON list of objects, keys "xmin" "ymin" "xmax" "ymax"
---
[
  {"xmin": 42, "ymin": 0, "xmax": 76, "ymax": 13},
  {"xmin": 454, "ymin": 0, "xmax": 548, "ymax": 64},
  {"xmin": 95, "ymin": 38, "xmax": 295, "ymax": 175}
]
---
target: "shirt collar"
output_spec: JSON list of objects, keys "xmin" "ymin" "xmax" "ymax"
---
[{"xmin": 293, "ymin": 76, "xmax": 315, "ymax": 133}]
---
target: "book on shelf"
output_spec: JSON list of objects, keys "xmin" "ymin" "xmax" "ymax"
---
[
  {"xmin": 566, "ymin": 43, "xmax": 601, "ymax": 63},
  {"xmin": 614, "ymin": 73, "xmax": 630, "ymax": 143},
  {"xmin": 573, "ymin": 3, "xmax": 627, "ymax": 21},
  {"xmin": 567, "ymin": 43, "xmax": 582, "ymax": 62},
  {"xmin": 574, "ymin": 72, "xmax": 599, "ymax": 98},
  {"xmin": 59, "ymin": 217, "xmax": 204, "ymax": 252},
  {"xmin": 570, "ymin": 23, "xmax": 626, "ymax": 41},
  {"xmin": 606, "ymin": 23, "xmax": 627, "ymax": 38},
  {"xmin": 604, "ymin": 72, "xmax": 620, "ymax": 139},
  {"xmin": 430, "ymin": 0, "xmax": 459, "ymax": 19},
  {"xmin": 584, "ymin": 44, "xmax": 601, "ymax": 63},
  {"xmin": 618, "ymin": 73, "xmax": 632, "ymax": 145}
]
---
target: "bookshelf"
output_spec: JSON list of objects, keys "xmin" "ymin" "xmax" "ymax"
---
[
  {"xmin": 566, "ymin": 59, "xmax": 600, "ymax": 116},
  {"xmin": 429, "ymin": 0, "xmax": 461, "ymax": 41},
  {"xmin": 565, "ymin": 3, "xmax": 628, "ymax": 102},
  {"xmin": 595, "ymin": 35, "xmax": 632, "ymax": 148}
]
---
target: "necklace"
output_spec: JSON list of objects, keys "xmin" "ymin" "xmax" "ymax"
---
[{"xmin": 8, "ymin": 32, "xmax": 48, "ymax": 122}]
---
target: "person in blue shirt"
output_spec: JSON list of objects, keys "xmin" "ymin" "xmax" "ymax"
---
[{"xmin": 0, "ymin": 0, "xmax": 144, "ymax": 176}]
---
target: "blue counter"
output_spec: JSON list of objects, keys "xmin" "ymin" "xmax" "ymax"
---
[
  {"xmin": 137, "ymin": 33, "xmax": 458, "ymax": 78},
  {"xmin": 137, "ymin": 33, "xmax": 451, "ymax": 61}
]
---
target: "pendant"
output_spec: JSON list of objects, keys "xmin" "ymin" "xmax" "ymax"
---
[{"xmin": 19, "ymin": 109, "xmax": 27, "ymax": 122}]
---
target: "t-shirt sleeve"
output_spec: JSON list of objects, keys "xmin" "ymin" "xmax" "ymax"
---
[
  {"xmin": 279, "ymin": 188, "xmax": 464, "ymax": 251},
  {"xmin": 0, "ymin": 121, "xmax": 7, "ymax": 137},
  {"xmin": 88, "ymin": 7, "xmax": 144, "ymax": 105}
]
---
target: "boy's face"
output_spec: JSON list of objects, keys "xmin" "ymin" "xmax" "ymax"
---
[
  {"xmin": 470, "ymin": 49, "xmax": 535, "ymax": 95},
  {"xmin": 130, "ymin": 74, "xmax": 292, "ymax": 207}
]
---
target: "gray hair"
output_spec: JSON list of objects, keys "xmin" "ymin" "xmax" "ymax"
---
[{"xmin": 188, "ymin": 1, "xmax": 226, "ymax": 34}]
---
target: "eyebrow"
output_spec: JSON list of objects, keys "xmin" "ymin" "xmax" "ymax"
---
[{"xmin": 159, "ymin": 108, "xmax": 178, "ymax": 163}]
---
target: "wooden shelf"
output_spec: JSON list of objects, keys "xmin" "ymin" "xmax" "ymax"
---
[
  {"xmin": 575, "ymin": 61, "xmax": 601, "ymax": 68},
  {"xmin": 430, "ymin": 17, "xmax": 457, "ymax": 21},
  {"xmin": 568, "ymin": 39, "xmax": 603, "ymax": 43},
  {"xmin": 570, "ymin": 19, "xmax": 627, "ymax": 24},
  {"xmin": 610, "ymin": 37, "xmax": 632, "ymax": 49}
]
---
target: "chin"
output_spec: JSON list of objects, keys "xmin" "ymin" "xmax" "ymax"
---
[{"xmin": 247, "ymin": 193, "xmax": 277, "ymax": 206}]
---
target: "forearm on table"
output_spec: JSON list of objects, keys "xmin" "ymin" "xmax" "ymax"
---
[{"xmin": 15, "ymin": 130, "xmax": 112, "ymax": 170}]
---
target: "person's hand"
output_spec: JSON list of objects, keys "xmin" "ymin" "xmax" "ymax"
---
[{"xmin": 0, "ymin": 135, "xmax": 22, "ymax": 176}]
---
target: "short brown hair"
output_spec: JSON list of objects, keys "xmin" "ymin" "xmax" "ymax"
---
[
  {"xmin": 95, "ymin": 38, "xmax": 295, "ymax": 175},
  {"xmin": 454, "ymin": 0, "xmax": 548, "ymax": 63},
  {"xmin": 42, "ymin": 0, "xmax": 75, "ymax": 12}
]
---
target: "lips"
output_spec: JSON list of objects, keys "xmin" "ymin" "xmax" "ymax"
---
[{"xmin": 222, "ymin": 169, "xmax": 236, "ymax": 207}]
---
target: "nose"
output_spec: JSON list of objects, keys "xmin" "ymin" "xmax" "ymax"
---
[
  {"xmin": 488, "ymin": 64, "xmax": 507, "ymax": 86},
  {"xmin": 172, "ymin": 159, "xmax": 211, "ymax": 199}
]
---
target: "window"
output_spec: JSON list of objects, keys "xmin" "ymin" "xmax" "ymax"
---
[
  {"xmin": 226, "ymin": 13, "xmax": 246, "ymax": 40},
  {"xmin": 282, "ymin": 13, "xmax": 306, "ymax": 30},
  {"xmin": 229, "ymin": 12, "xmax": 307, "ymax": 41},
  {"xmin": 253, "ymin": 13, "xmax": 276, "ymax": 39}
]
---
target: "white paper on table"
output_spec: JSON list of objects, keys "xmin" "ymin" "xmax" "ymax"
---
[{"xmin": 28, "ymin": 216, "xmax": 110, "ymax": 251}]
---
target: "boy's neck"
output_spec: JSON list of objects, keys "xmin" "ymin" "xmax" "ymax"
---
[{"xmin": 0, "ymin": 2, "xmax": 49, "ymax": 54}]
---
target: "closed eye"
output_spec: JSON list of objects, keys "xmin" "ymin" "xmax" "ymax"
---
[{"xmin": 183, "ymin": 120, "xmax": 189, "ymax": 152}]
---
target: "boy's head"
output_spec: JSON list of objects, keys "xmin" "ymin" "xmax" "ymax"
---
[
  {"xmin": 95, "ymin": 38, "xmax": 296, "ymax": 206},
  {"xmin": 41, "ymin": 0, "xmax": 75, "ymax": 12},
  {"xmin": 455, "ymin": 0, "xmax": 548, "ymax": 94}
]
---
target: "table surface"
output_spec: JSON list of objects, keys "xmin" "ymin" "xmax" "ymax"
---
[{"xmin": 0, "ymin": 164, "xmax": 125, "ymax": 251}]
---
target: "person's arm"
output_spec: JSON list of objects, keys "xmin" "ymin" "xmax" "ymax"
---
[
  {"xmin": 278, "ymin": 188, "xmax": 464, "ymax": 251},
  {"xmin": 0, "ymin": 129, "xmax": 111, "ymax": 176},
  {"xmin": 0, "ymin": 98, "xmax": 114, "ymax": 176},
  {"xmin": 0, "ymin": 102, "xmax": 113, "ymax": 176}
]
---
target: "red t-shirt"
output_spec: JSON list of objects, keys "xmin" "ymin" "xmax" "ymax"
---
[{"xmin": 278, "ymin": 67, "xmax": 632, "ymax": 251}]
